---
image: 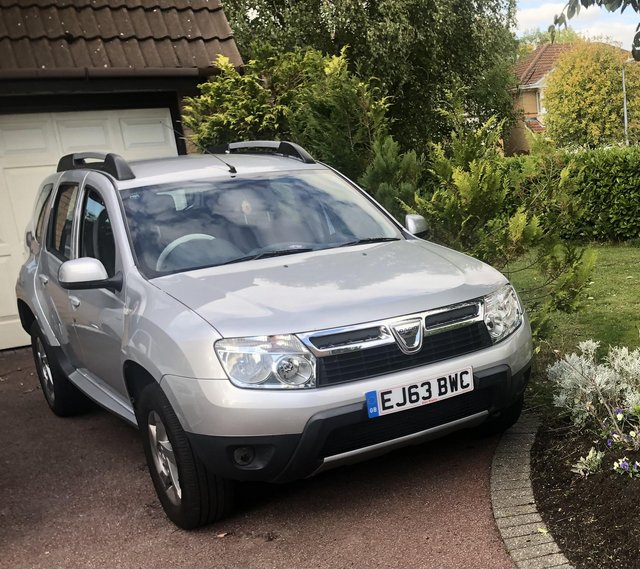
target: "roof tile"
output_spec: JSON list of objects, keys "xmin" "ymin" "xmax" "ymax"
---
[
  {"xmin": 515, "ymin": 44, "xmax": 573, "ymax": 87},
  {"xmin": 0, "ymin": 0, "xmax": 241, "ymax": 75}
]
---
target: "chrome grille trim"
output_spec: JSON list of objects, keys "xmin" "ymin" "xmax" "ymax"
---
[{"xmin": 298, "ymin": 301, "xmax": 485, "ymax": 357}]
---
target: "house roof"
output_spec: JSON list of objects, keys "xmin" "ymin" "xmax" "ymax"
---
[
  {"xmin": 0, "ymin": 0, "xmax": 242, "ymax": 80},
  {"xmin": 515, "ymin": 43, "xmax": 573, "ymax": 87},
  {"xmin": 525, "ymin": 117, "xmax": 545, "ymax": 134}
]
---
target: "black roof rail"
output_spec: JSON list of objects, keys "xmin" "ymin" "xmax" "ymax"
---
[
  {"xmin": 57, "ymin": 152, "xmax": 135, "ymax": 181},
  {"xmin": 208, "ymin": 140, "xmax": 316, "ymax": 164}
]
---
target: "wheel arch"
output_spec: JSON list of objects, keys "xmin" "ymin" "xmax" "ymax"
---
[
  {"xmin": 17, "ymin": 299, "xmax": 36, "ymax": 335},
  {"xmin": 123, "ymin": 360, "xmax": 158, "ymax": 412}
]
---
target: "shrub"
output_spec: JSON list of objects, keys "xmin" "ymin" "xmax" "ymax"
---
[
  {"xmin": 407, "ymin": 116, "xmax": 596, "ymax": 340},
  {"xmin": 505, "ymin": 146, "xmax": 640, "ymax": 242},
  {"xmin": 358, "ymin": 135, "xmax": 425, "ymax": 220},
  {"xmin": 570, "ymin": 147, "xmax": 640, "ymax": 241},
  {"xmin": 571, "ymin": 447, "xmax": 605, "ymax": 478},
  {"xmin": 548, "ymin": 340, "xmax": 640, "ymax": 445},
  {"xmin": 182, "ymin": 48, "xmax": 388, "ymax": 181}
]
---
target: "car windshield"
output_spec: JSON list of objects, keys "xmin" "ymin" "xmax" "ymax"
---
[{"xmin": 120, "ymin": 169, "xmax": 402, "ymax": 277}]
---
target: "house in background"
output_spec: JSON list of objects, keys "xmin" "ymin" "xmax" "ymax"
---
[
  {"xmin": 506, "ymin": 43, "xmax": 573, "ymax": 155},
  {"xmin": 0, "ymin": 0, "xmax": 242, "ymax": 350}
]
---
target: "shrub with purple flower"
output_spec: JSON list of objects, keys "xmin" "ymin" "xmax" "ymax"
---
[{"xmin": 548, "ymin": 341, "xmax": 640, "ymax": 480}]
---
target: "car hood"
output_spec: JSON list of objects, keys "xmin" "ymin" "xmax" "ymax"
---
[{"xmin": 151, "ymin": 240, "xmax": 506, "ymax": 338}]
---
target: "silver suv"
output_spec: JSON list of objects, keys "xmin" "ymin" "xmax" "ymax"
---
[{"xmin": 16, "ymin": 141, "xmax": 532, "ymax": 529}]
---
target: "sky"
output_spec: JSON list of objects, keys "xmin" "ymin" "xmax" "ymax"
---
[{"xmin": 516, "ymin": 1, "xmax": 638, "ymax": 50}]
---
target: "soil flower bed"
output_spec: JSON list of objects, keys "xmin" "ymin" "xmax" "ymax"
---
[{"xmin": 531, "ymin": 417, "xmax": 640, "ymax": 568}]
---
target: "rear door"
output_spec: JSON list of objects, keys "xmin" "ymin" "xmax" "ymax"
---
[{"xmin": 37, "ymin": 177, "xmax": 83, "ymax": 366}]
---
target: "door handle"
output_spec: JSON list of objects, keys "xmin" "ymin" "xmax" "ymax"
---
[
  {"xmin": 38, "ymin": 274, "xmax": 49, "ymax": 286},
  {"xmin": 69, "ymin": 296, "xmax": 81, "ymax": 309}
]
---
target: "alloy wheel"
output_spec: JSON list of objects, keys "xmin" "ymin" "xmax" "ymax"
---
[
  {"xmin": 148, "ymin": 410, "xmax": 182, "ymax": 506},
  {"xmin": 35, "ymin": 337, "xmax": 55, "ymax": 405}
]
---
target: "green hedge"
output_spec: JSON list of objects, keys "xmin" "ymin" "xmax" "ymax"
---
[
  {"xmin": 505, "ymin": 146, "xmax": 640, "ymax": 242},
  {"xmin": 570, "ymin": 147, "xmax": 640, "ymax": 241}
]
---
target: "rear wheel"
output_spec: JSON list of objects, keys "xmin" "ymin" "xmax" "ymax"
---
[
  {"xmin": 137, "ymin": 383, "xmax": 234, "ymax": 529},
  {"xmin": 31, "ymin": 322, "xmax": 92, "ymax": 416}
]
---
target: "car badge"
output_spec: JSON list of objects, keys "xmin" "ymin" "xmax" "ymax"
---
[{"xmin": 390, "ymin": 318, "xmax": 423, "ymax": 355}]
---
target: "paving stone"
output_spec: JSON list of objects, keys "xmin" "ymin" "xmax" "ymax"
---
[
  {"xmin": 511, "ymin": 541, "xmax": 561, "ymax": 562},
  {"xmin": 496, "ymin": 512, "xmax": 543, "ymax": 529},
  {"xmin": 493, "ymin": 493, "xmax": 536, "ymax": 509},
  {"xmin": 517, "ymin": 553, "xmax": 570, "ymax": 569},
  {"xmin": 492, "ymin": 464, "xmax": 531, "ymax": 477},
  {"xmin": 493, "ymin": 488, "xmax": 534, "ymax": 502},
  {"xmin": 493, "ymin": 503, "xmax": 538, "ymax": 518},
  {"xmin": 491, "ymin": 477, "xmax": 531, "ymax": 492},
  {"xmin": 504, "ymin": 531, "xmax": 554, "ymax": 550},
  {"xmin": 500, "ymin": 522, "xmax": 546, "ymax": 539}
]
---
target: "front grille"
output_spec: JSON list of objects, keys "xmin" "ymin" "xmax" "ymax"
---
[
  {"xmin": 317, "ymin": 322, "xmax": 492, "ymax": 386},
  {"xmin": 320, "ymin": 385, "xmax": 496, "ymax": 458}
]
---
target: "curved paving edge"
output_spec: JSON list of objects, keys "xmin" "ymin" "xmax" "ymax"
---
[{"xmin": 490, "ymin": 414, "xmax": 575, "ymax": 569}]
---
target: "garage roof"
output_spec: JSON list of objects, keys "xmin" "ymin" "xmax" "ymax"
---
[{"xmin": 0, "ymin": 0, "xmax": 242, "ymax": 79}]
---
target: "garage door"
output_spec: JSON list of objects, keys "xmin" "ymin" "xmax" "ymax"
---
[{"xmin": 0, "ymin": 108, "xmax": 178, "ymax": 350}]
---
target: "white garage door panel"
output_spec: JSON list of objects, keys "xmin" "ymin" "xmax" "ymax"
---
[
  {"xmin": 120, "ymin": 118, "xmax": 173, "ymax": 151},
  {"xmin": 57, "ymin": 118, "xmax": 112, "ymax": 153},
  {"xmin": 0, "ymin": 108, "xmax": 178, "ymax": 350},
  {"xmin": 0, "ymin": 117, "xmax": 59, "ymax": 166}
]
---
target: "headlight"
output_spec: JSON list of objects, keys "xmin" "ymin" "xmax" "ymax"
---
[
  {"xmin": 215, "ymin": 335, "xmax": 316, "ymax": 389},
  {"xmin": 483, "ymin": 284, "xmax": 523, "ymax": 343}
]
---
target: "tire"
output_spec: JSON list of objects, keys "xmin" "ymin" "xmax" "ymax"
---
[
  {"xmin": 137, "ymin": 383, "xmax": 234, "ymax": 529},
  {"xmin": 31, "ymin": 322, "xmax": 92, "ymax": 417},
  {"xmin": 477, "ymin": 393, "xmax": 524, "ymax": 436}
]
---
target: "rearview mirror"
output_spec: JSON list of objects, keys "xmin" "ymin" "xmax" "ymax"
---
[
  {"xmin": 405, "ymin": 214, "xmax": 428, "ymax": 236},
  {"xmin": 59, "ymin": 258, "xmax": 123, "ymax": 292}
]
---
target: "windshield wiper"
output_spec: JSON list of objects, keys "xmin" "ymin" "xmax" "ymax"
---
[
  {"xmin": 219, "ymin": 248, "xmax": 316, "ymax": 266},
  {"xmin": 336, "ymin": 237, "xmax": 401, "ymax": 248}
]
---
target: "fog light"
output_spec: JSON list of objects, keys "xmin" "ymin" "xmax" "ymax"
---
[{"xmin": 233, "ymin": 446, "xmax": 255, "ymax": 466}]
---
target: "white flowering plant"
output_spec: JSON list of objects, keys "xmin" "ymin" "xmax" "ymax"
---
[{"xmin": 548, "ymin": 340, "xmax": 640, "ymax": 479}]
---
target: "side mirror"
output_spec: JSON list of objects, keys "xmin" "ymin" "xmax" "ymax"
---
[
  {"xmin": 59, "ymin": 258, "xmax": 123, "ymax": 292},
  {"xmin": 25, "ymin": 231, "xmax": 34, "ymax": 250},
  {"xmin": 405, "ymin": 214, "xmax": 428, "ymax": 236}
]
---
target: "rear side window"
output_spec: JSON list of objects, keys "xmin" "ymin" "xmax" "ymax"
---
[
  {"xmin": 47, "ymin": 183, "xmax": 79, "ymax": 261},
  {"xmin": 34, "ymin": 184, "xmax": 53, "ymax": 243},
  {"xmin": 79, "ymin": 188, "xmax": 116, "ymax": 277}
]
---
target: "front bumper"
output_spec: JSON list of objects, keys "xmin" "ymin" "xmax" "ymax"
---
[{"xmin": 183, "ymin": 361, "xmax": 531, "ymax": 483}]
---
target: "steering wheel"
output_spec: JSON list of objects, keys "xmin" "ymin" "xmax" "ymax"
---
[{"xmin": 156, "ymin": 234, "xmax": 217, "ymax": 271}]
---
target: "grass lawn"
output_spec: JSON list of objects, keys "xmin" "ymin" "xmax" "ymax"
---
[
  {"xmin": 519, "ymin": 243, "xmax": 640, "ymax": 569},
  {"xmin": 512, "ymin": 243, "xmax": 640, "ymax": 356}
]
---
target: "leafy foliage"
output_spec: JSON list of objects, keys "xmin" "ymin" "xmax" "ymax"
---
[
  {"xmin": 548, "ymin": 340, "xmax": 640, "ymax": 455},
  {"xmin": 358, "ymin": 136, "xmax": 425, "ymax": 220},
  {"xmin": 544, "ymin": 42, "xmax": 640, "ymax": 148},
  {"xmin": 406, "ymin": 116, "xmax": 596, "ymax": 339},
  {"xmin": 518, "ymin": 26, "xmax": 580, "ymax": 58},
  {"xmin": 556, "ymin": 0, "xmax": 640, "ymax": 59},
  {"xmin": 505, "ymin": 145, "xmax": 640, "ymax": 241},
  {"xmin": 222, "ymin": 0, "xmax": 519, "ymax": 148},
  {"xmin": 569, "ymin": 146, "xmax": 640, "ymax": 240},
  {"xmin": 571, "ymin": 447, "xmax": 605, "ymax": 477},
  {"xmin": 182, "ymin": 49, "xmax": 388, "ymax": 180}
]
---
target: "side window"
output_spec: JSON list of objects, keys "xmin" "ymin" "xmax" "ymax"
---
[
  {"xmin": 34, "ymin": 184, "xmax": 54, "ymax": 243},
  {"xmin": 47, "ymin": 183, "xmax": 79, "ymax": 261},
  {"xmin": 79, "ymin": 188, "xmax": 116, "ymax": 278}
]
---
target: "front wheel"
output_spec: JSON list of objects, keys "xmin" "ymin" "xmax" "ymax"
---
[{"xmin": 137, "ymin": 383, "xmax": 234, "ymax": 529}]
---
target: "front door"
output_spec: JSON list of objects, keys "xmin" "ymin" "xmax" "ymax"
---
[{"xmin": 69, "ymin": 186, "xmax": 128, "ymax": 402}]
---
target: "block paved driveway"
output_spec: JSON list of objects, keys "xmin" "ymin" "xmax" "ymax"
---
[{"xmin": 0, "ymin": 347, "xmax": 515, "ymax": 569}]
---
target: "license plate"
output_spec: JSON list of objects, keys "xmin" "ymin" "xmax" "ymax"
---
[{"xmin": 365, "ymin": 366, "xmax": 474, "ymax": 418}]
